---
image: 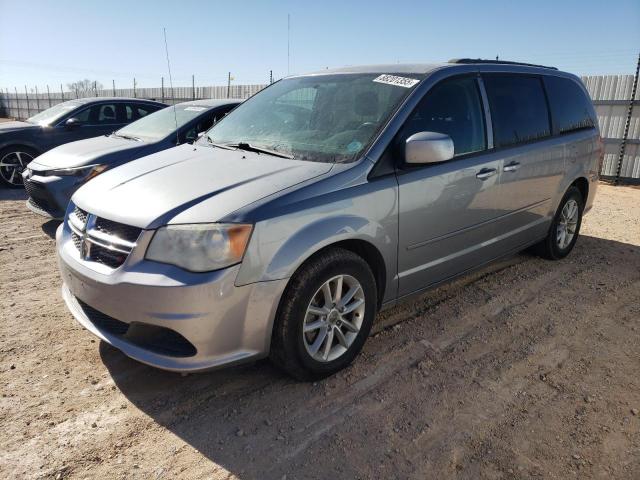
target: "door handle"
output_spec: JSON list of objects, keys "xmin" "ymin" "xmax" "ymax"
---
[
  {"xmin": 503, "ymin": 161, "xmax": 521, "ymax": 172},
  {"xmin": 476, "ymin": 168, "xmax": 497, "ymax": 180}
]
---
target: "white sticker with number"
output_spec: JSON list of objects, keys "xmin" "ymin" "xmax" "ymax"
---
[{"xmin": 373, "ymin": 74, "xmax": 420, "ymax": 88}]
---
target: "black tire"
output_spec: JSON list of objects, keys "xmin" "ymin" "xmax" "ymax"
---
[
  {"xmin": 270, "ymin": 248, "xmax": 377, "ymax": 381},
  {"xmin": 0, "ymin": 146, "xmax": 38, "ymax": 188},
  {"xmin": 533, "ymin": 186, "xmax": 584, "ymax": 260}
]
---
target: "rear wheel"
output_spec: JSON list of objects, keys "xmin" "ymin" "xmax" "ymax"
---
[
  {"xmin": 270, "ymin": 248, "xmax": 377, "ymax": 381},
  {"xmin": 0, "ymin": 146, "xmax": 37, "ymax": 188},
  {"xmin": 534, "ymin": 186, "xmax": 584, "ymax": 260}
]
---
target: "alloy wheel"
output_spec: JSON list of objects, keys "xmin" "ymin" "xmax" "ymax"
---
[
  {"xmin": 0, "ymin": 151, "xmax": 34, "ymax": 186},
  {"xmin": 556, "ymin": 199, "xmax": 579, "ymax": 249},
  {"xmin": 302, "ymin": 274, "xmax": 365, "ymax": 362}
]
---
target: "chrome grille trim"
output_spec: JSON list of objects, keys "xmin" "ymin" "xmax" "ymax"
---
[{"xmin": 67, "ymin": 208, "xmax": 142, "ymax": 269}]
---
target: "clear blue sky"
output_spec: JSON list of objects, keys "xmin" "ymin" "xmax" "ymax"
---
[{"xmin": 1, "ymin": 0, "xmax": 638, "ymax": 91}]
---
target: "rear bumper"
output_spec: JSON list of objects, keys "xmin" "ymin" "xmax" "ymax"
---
[{"xmin": 56, "ymin": 223, "xmax": 288, "ymax": 372}]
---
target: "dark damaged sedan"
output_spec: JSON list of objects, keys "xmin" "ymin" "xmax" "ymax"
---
[
  {"xmin": 0, "ymin": 97, "xmax": 166, "ymax": 187},
  {"xmin": 23, "ymin": 99, "xmax": 240, "ymax": 219}
]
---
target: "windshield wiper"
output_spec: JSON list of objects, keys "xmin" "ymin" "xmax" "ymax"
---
[
  {"xmin": 226, "ymin": 142, "xmax": 293, "ymax": 159},
  {"xmin": 112, "ymin": 133, "xmax": 142, "ymax": 142},
  {"xmin": 206, "ymin": 135, "xmax": 235, "ymax": 150}
]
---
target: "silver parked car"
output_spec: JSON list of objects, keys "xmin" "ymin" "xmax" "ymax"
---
[
  {"xmin": 23, "ymin": 99, "xmax": 240, "ymax": 219},
  {"xmin": 56, "ymin": 60, "xmax": 601, "ymax": 380}
]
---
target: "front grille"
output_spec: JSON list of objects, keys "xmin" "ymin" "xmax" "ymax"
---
[
  {"xmin": 73, "ymin": 207, "xmax": 88, "ymax": 225},
  {"xmin": 76, "ymin": 299, "xmax": 197, "ymax": 357},
  {"xmin": 25, "ymin": 180, "xmax": 58, "ymax": 214},
  {"xmin": 68, "ymin": 207, "xmax": 142, "ymax": 269},
  {"xmin": 95, "ymin": 217, "xmax": 141, "ymax": 243}
]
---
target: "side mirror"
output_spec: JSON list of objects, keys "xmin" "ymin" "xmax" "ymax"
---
[
  {"xmin": 65, "ymin": 117, "xmax": 81, "ymax": 129},
  {"xmin": 404, "ymin": 131, "xmax": 454, "ymax": 165},
  {"xmin": 197, "ymin": 131, "xmax": 206, "ymax": 139}
]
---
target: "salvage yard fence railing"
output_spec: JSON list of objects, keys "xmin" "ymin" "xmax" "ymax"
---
[{"xmin": 1, "ymin": 73, "xmax": 640, "ymax": 184}]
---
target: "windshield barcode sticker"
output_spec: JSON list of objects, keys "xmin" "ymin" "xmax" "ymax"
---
[
  {"xmin": 373, "ymin": 74, "xmax": 419, "ymax": 88},
  {"xmin": 184, "ymin": 106, "xmax": 206, "ymax": 111}
]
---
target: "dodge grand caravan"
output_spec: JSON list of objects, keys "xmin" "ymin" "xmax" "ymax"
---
[{"xmin": 56, "ymin": 60, "xmax": 601, "ymax": 380}]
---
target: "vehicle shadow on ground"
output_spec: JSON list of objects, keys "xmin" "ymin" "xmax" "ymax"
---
[
  {"xmin": 41, "ymin": 219, "xmax": 61, "ymax": 239},
  {"xmin": 102, "ymin": 235, "xmax": 639, "ymax": 480},
  {"xmin": 0, "ymin": 188, "xmax": 27, "ymax": 201}
]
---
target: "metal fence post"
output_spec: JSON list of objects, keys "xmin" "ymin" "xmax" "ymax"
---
[
  {"xmin": 15, "ymin": 87, "xmax": 20, "ymax": 120},
  {"xmin": 133, "ymin": 78, "xmax": 137, "ymax": 98},
  {"xmin": 46, "ymin": 85, "xmax": 52, "ymax": 107},
  {"xmin": 614, "ymin": 52, "xmax": 640, "ymax": 185},
  {"xmin": 161, "ymin": 77, "xmax": 165, "ymax": 103},
  {"xmin": 24, "ymin": 86, "xmax": 31, "ymax": 118},
  {"xmin": 227, "ymin": 72, "xmax": 231, "ymax": 98},
  {"xmin": 192, "ymin": 74, "xmax": 195, "ymax": 100},
  {"xmin": 61, "ymin": 84, "xmax": 64, "ymax": 102},
  {"xmin": 112, "ymin": 79, "xmax": 116, "ymax": 96},
  {"xmin": 35, "ymin": 86, "xmax": 40, "ymax": 112}
]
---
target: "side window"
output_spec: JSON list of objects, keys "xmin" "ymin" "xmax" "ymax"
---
[
  {"xmin": 399, "ymin": 76, "xmax": 486, "ymax": 156},
  {"xmin": 483, "ymin": 75, "xmax": 551, "ymax": 147},
  {"xmin": 94, "ymin": 103, "xmax": 118, "ymax": 124},
  {"xmin": 125, "ymin": 105, "xmax": 135, "ymax": 121},
  {"xmin": 137, "ymin": 106, "xmax": 151, "ymax": 118},
  {"xmin": 543, "ymin": 76, "xmax": 596, "ymax": 135},
  {"xmin": 72, "ymin": 107, "xmax": 91, "ymax": 123}
]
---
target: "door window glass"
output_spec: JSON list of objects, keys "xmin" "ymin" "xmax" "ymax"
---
[
  {"xmin": 399, "ymin": 76, "xmax": 486, "ymax": 156},
  {"xmin": 483, "ymin": 75, "xmax": 551, "ymax": 147},
  {"xmin": 543, "ymin": 76, "xmax": 596, "ymax": 134}
]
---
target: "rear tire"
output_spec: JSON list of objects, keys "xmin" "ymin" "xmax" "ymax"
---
[
  {"xmin": 533, "ymin": 186, "xmax": 584, "ymax": 260},
  {"xmin": 0, "ymin": 146, "xmax": 38, "ymax": 188},
  {"xmin": 270, "ymin": 248, "xmax": 377, "ymax": 381}
]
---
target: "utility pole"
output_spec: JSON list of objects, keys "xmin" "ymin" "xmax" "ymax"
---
[
  {"xmin": 227, "ymin": 72, "xmax": 231, "ymax": 98},
  {"xmin": 192, "ymin": 74, "xmax": 195, "ymax": 100},
  {"xmin": 161, "ymin": 77, "xmax": 165, "ymax": 103},
  {"xmin": 60, "ymin": 84, "xmax": 64, "ymax": 101},
  {"xmin": 46, "ymin": 85, "xmax": 52, "ymax": 107},
  {"xmin": 287, "ymin": 14, "xmax": 290, "ymax": 75},
  {"xmin": 614, "ymin": 52, "xmax": 640, "ymax": 185},
  {"xmin": 94, "ymin": 80, "xmax": 98, "ymax": 97},
  {"xmin": 112, "ymin": 79, "xmax": 116, "ymax": 96}
]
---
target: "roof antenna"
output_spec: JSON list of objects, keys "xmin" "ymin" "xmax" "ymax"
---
[{"xmin": 163, "ymin": 27, "xmax": 179, "ymax": 145}]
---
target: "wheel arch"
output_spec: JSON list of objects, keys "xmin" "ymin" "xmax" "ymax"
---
[{"xmin": 571, "ymin": 176, "xmax": 589, "ymax": 204}]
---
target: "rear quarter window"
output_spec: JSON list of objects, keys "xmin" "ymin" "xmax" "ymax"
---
[
  {"xmin": 483, "ymin": 74, "xmax": 551, "ymax": 148},
  {"xmin": 543, "ymin": 76, "xmax": 596, "ymax": 135}
]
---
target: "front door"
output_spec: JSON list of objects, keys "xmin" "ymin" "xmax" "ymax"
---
[{"xmin": 396, "ymin": 75, "xmax": 507, "ymax": 297}]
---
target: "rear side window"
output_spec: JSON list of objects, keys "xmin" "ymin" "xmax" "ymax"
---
[
  {"xmin": 399, "ymin": 76, "xmax": 486, "ymax": 156},
  {"xmin": 543, "ymin": 76, "xmax": 596, "ymax": 135},
  {"xmin": 483, "ymin": 75, "xmax": 551, "ymax": 148}
]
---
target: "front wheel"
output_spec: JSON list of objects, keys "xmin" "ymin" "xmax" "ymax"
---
[
  {"xmin": 270, "ymin": 248, "xmax": 377, "ymax": 381},
  {"xmin": 533, "ymin": 186, "xmax": 584, "ymax": 260},
  {"xmin": 0, "ymin": 146, "xmax": 37, "ymax": 188}
]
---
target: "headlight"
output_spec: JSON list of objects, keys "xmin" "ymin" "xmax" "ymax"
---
[
  {"xmin": 146, "ymin": 223, "xmax": 253, "ymax": 272},
  {"xmin": 47, "ymin": 164, "xmax": 108, "ymax": 180}
]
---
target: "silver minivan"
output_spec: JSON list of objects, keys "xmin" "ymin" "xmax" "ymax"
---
[{"xmin": 56, "ymin": 60, "xmax": 601, "ymax": 380}]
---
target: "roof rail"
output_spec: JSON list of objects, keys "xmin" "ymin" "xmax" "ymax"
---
[{"xmin": 448, "ymin": 58, "xmax": 558, "ymax": 70}]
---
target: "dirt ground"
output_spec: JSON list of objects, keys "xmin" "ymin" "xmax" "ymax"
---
[{"xmin": 0, "ymin": 183, "xmax": 638, "ymax": 480}]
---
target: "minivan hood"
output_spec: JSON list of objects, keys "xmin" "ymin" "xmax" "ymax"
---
[
  {"xmin": 72, "ymin": 144, "xmax": 333, "ymax": 228},
  {"xmin": 30, "ymin": 135, "xmax": 150, "ymax": 169},
  {"xmin": 0, "ymin": 121, "xmax": 37, "ymax": 132}
]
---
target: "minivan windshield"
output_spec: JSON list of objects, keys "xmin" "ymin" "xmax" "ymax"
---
[
  {"xmin": 203, "ymin": 73, "xmax": 424, "ymax": 163},
  {"xmin": 27, "ymin": 101, "xmax": 82, "ymax": 125},
  {"xmin": 115, "ymin": 104, "xmax": 208, "ymax": 142}
]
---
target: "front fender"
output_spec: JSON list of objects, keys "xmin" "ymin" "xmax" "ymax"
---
[{"xmin": 236, "ymin": 213, "xmax": 391, "ymax": 287}]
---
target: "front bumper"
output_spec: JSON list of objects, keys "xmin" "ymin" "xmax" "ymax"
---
[
  {"xmin": 56, "ymin": 222, "xmax": 288, "ymax": 372},
  {"xmin": 23, "ymin": 172, "xmax": 82, "ymax": 220}
]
